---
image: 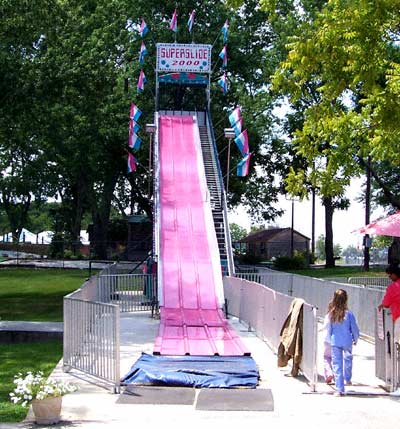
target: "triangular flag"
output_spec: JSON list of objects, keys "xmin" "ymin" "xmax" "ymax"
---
[
  {"xmin": 127, "ymin": 152, "xmax": 137, "ymax": 173},
  {"xmin": 219, "ymin": 45, "xmax": 228, "ymax": 69},
  {"xmin": 237, "ymin": 153, "xmax": 252, "ymax": 177},
  {"xmin": 128, "ymin": 131, "xmax": 142, "ymax": 151},
  {"xmin": 137, "ymin": 69, "xmax": 147, "ymax": 93},
  {"xmin": 218, "ymin": 72, "xmax": 228, "ymax": 95},
  {"xmin": 169, "ymin": 9, "xmax": 178, "ymax": 32},
  {"xmin": 234, "ymin": 130, "xmax": 249, "ymax": 156},
  {"xmin": 129, "ymin": 120, "xmax": 140, "ymax": 134},
  {"xmin": 228, "ymin": 107, "xmax": 241, "ymax": 127},
  {"xmin": 187, "ymin": 10, "xmax": 195, "ymax": 33},
  {"xmin": 139, "ymin": 18, "xmax": 149, "ymax": 38},
  {"xmin": 232, "ymin": 118, "xmax": 243, "ymax": 137},
  {"xmin": 129, "ymin": 103, "xmax": 142, "ymax": 122},
  {"xmin": 139, "ymin": 41, "xmax": 148, "ymax": 65},
  {"xmin": 221, "ymin": 20, "xmax": 229, "ymax": 43}
]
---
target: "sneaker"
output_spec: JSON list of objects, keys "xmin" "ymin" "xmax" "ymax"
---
[
  {"xmin": 326, "ymin": 376, "xmax": 333, "ymax": 384},
  {"xmin": 333, "ymin": 391, "xmax": 344, "ymax": 397},
  {"xmin": 389, "ymin": 388, "xmax": 400, "ymax": 397},
  {"xmin": 345, "ymin": 380, "xmax": 352, "ymax": 386}
]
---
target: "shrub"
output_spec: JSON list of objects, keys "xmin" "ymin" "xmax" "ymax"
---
[{"xmin": 273, "ymin": 253, "xmax": 308, "ymax": 270}]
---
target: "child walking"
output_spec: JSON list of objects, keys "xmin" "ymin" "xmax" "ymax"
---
[
  {"xmin": 327, "ymin": 289, "xmax": 359, "ymax": 396},
  {"xmin": 321, "ymin": 303, "xmax": 334, "ymax": 384}
]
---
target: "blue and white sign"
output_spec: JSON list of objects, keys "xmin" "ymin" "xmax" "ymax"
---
[{"xmin": 156, "ymin": 43, "xmax": 211, "ymax": 73}]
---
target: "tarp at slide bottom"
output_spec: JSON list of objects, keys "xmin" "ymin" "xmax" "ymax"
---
[{"xmin": 121, "ymin": 353, "xmax": 259, "ymax": 388}]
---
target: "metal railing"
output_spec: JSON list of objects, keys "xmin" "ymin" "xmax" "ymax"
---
[
  {"xmin": 238, "ymin": 269, "xmax": 384, "ymax": 338},
  {"xmin": 63, "ymin": 265, "xmax": 158, "ymax": 391},
  {"xmin": 237, "ymin": 267, "xmax": 400, "ymax": 391},
  {"xmin": 347, "ymin": 276, "xmax": 390, "ymax": 291},
  {"xmin": 206, "ymin": 109, "xmax": 235, "ymax": 276},
  {"xmin": 98, "ymin": 274, "xmax": 157, "ymax": 313},
  {"xmin": 375, "ymin": 308, "xmax": 400, "ymax": 392},
  {"xmin": 63, "ymin": 275, "xmax": 120, "ymax": 391},
  {"xmin": 223, "ymin": 276, "xmax": 318, "ymax": 391}
]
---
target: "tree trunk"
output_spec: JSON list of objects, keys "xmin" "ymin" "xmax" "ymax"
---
[
  {"xmin": 2, "ymin": 195, "xmax": 31, "ymax": 244},
  {"xmin": 90, "ymin": 172, "xmax": 119, "ymax": 260},
  {"xmin": 323, "ymin": 196, "xmax": 335, "ymax": 268},
  {"xmin": 388, "ymin": 237, "xmax": 400, "ymax": 265}
]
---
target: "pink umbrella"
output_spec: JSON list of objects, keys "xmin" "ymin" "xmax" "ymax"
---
[{"xmin": 354, "ymin": 211, "xmax": 400, "ymax": 237}]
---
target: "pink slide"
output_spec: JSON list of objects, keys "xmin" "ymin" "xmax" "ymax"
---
[{"xmin": 153, "ymin": 115, "xmax": 249, "ymax": 356}]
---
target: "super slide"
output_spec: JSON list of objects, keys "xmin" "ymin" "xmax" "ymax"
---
[{"xmin": 153, "ymin": 114, "xmax": 249, "ymax": 357}]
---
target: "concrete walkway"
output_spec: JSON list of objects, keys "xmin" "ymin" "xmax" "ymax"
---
[{"xmin": 1, "ymin": 312, "xmax": 399, "ymax": 429}]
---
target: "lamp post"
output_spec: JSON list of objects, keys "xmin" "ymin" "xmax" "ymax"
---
[
  {"xmin": 224, "ymin": 128, "xmax": 236, "ymax": 195},
  {"xmin": 145, "ymin": 123, "xmax": 156, "ymax": 199}
]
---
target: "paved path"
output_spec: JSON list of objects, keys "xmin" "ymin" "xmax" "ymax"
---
[{"xmin": 1, "ymin": 312, "xmax": 399, "ymax": 429}]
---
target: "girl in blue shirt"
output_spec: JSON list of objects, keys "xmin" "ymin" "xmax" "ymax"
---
[{"xmin": 327, "ymin": 289, "xmax": 359, "ymax": 396}]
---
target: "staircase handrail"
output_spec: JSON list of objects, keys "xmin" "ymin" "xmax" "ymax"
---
[{"xmin": 205, "ymin": 109, "xmax": 235, "ymax": 276}]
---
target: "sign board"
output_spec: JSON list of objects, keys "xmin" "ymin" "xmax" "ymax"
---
[{"xmin": 156, "ymin": 43, "xmax": 212, "ymax": 73}]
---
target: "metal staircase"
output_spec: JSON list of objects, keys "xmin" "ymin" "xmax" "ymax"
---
[{"xmin": 198, "ymin": 124, "xmax": 229, "ymax": 268}]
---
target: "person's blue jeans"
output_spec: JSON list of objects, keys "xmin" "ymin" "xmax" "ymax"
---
[{"xmin": 331, "ymin": 345, "xmax": 353, "ymax": 393}]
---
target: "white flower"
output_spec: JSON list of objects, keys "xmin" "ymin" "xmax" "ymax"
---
[{"xmin": 9, "ymin": 371, "xmax": 77, "ymax": 407}]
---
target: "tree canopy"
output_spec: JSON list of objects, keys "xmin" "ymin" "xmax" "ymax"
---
[{"xmin": 269, "ymin": 0, "xmax": 400, "ymax": 197}]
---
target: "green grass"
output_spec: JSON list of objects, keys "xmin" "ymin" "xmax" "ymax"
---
[
  {"xmin": 0, "ymin": 340, "xmax": 63, "ymax": 422},
  {"xmin": 0, "ymin": 268, "xmax": 89, "ymax": 322},
  {"xmin": 284, "ymin": 266, "xmax": 386, "ymax": 278}
]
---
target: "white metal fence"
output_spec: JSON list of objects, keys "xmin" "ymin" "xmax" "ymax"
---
[
  {"xmin": 238, "ymin": 270, "xmax": 384, "ymax": 338},
  {"xmin": 237, "ymin": 268, "xmax": 400, "ymax": 391},
  {"xmin": 224, "ymin": 276, "xmax": 318, "ymax": 391},
  {"xmin": 63, "ymin": 264, "xmax": 157, "ymax": 391},
  {"xmin": 63, "ymin": 275, "xmax": 120, "ymax": 390},
  {"xmin": 375, "ymin": 309, "xmax": 400, "ymax": 391},
  {"xmin": 98, "ymin": 274, "xmax": 157, "ymax": 312},
  {"xmin": 347, "ymin": 276, "xmax": 389, "ymax": 291}
]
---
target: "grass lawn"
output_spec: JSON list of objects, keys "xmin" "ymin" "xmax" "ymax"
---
[
  {"xmin": 0, "ymin": 340, "xmax": 63, "ymax": 422},
  {"xmin": 285, "ymin": 266, "xmax": 386, "ymax": 278},
  {"xmin": 0, "ymin": 268, "xmax": 89, "ymax": 322}
]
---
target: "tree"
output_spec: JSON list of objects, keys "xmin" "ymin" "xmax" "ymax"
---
[
  {"xmin": 229, "ymin": 223, "xmax": 248, "ymax": 241},
  {"xmin": 315, "ymin": 234, "xmax": 342, "ymax": 263},
  {"xmin": 1, "ymin": 0, "xmax": 294, "ymax": 257},
  {"xmin": 268, "ymin": 0, "xmax": 400, "ymax": 211},
  {"xmin": 315, "ymin": 234, "xmax": 326, "ymax": 262},
  {"xmin": 341, "ymin": 245, "xmax": 363, "ymax": 264},
  {"xmin": 0, "ymin": 0, "xmax": 59, "ymax": 241},
  {"xmin": 252, "ymin": 0, "xmax": 400, "ymax": 267}
]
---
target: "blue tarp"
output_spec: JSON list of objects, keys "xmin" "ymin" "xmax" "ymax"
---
[{"xmin": 121, "ymin": 353, "xmax": 259, "ymax": 388}]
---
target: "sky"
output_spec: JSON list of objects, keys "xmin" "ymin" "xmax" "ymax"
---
[{"xmin": 228, "ymin": 177, "xmax": 387, "ymax": 249}]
